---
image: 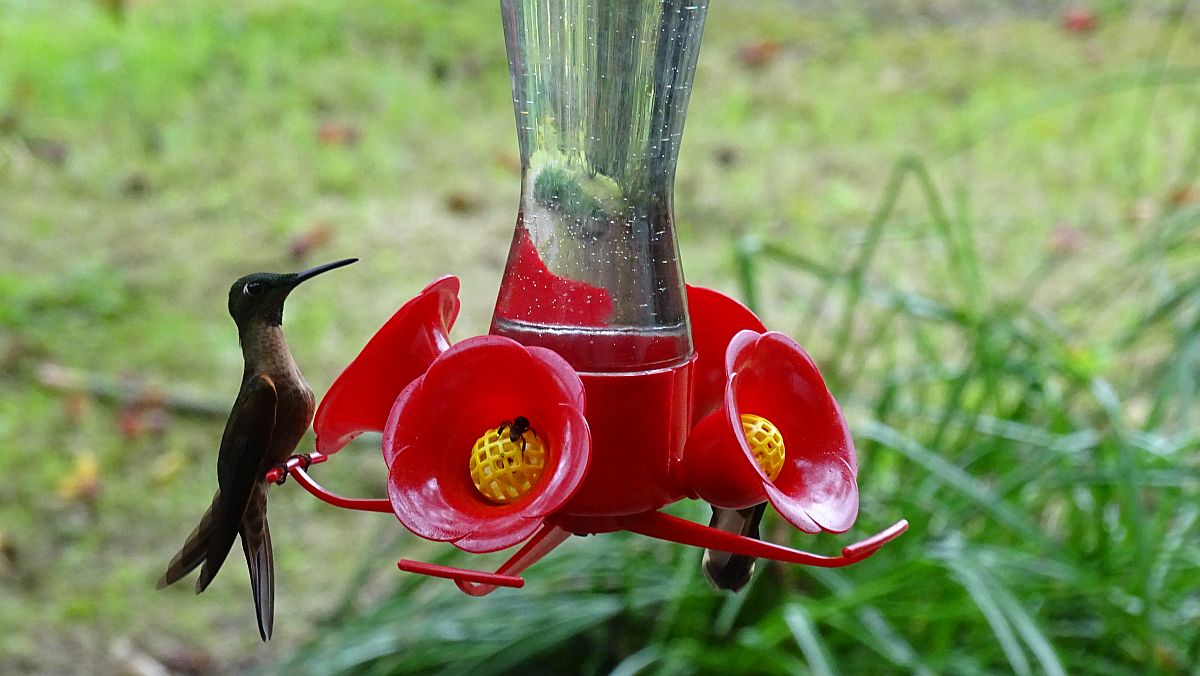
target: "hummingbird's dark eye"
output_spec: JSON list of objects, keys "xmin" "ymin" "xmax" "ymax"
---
[{"xmin": 243, "ymin": 282, "xmax": 266, "ymax": 296}]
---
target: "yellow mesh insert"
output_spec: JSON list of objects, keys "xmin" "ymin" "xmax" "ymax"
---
[
  {"xmin": 469, "ymin": 425, "xmax": 546, "ymax": 504},
  {"xmin": 741, "ymin": 413, "xmax": 785, "ymax": 481}
]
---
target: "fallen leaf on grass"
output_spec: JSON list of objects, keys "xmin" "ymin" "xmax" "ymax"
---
[
  {"xmin": 495, "ymin": 151, "xmax": 522, "ymax": 174},
  {"xmin": 1049, "ymin": 224, "xmax": 1085, "ymax": 256},
  {"xmin": 1168, "ymin": 184, "xmax": 1198, "ymax": 207},
  {"xmin": 445, "ymin": 192, "xmax": 481, "ymax": 214},
  {"xmin": 289, "ymin": 221, "xmax": 334, "ymax": 261},
  {"xmin": 713, "ymin": 146, "xmax": 739, "ymax": 168},
  {"xmin": 121, "ymin": 173, "xmax": 151, "ymax": 196},
  {"xmin": 317, "ymin": 120, "xmax": 360, "ymax": 147},
  {"xmin": 25, "ymin": 137, "xmax": 68, "ymax": 166},
  {"xmin": 150, "ymin": 450, "xmax": 187, "ymax": 486},
  {"xmin": 63, "ymin": 393, "xmax": 90, "ymax": 426},
  {"xmin": 58, "ymin": 451, "xmax": 101, "ymax": 504},
  {"xmin": 1062, "ymin": 6, "xmax": 1097, "ymax": 34},
  {"xmin": 118, "ymin": 397, "xmax": 170, "ymax": 439},
  {"xmin": 158, "ymin": 646, "xmax": 213, "ymax": 675},
  {"xmin": 97, "ymin": 0, "xmax": 127, "ymax": 21},
  {"xmin": 0, "ymin": 112, "xmax": 17, "ymax": 135},
  {"xmin": 1128, "ymin": 197, "xmax": 1158, "ymax": 226},
  {"xmin": 0, "ymin": 530, "xmax": 18, "ymax": 577},
  {"xmin": 738, "ymin": 40, "xmax": 783, "ymax": 69},
  {"xmin": 110, "ymin": 639, "xmax": 169, "ymax": 676}
]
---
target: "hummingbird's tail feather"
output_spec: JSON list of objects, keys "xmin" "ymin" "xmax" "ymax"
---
[
  {"xmin": 237, "ymin": 485, "xmax": 274, "ymax": 641},
  {"xmin": 157, "ymin": 492, "xmax": 221, "ymax": 590},
  {"xmin": 242, "ymin": 517, "xmax": 275, "ymax": 641},
  {"xmin": 702, "ymin": 503, "xmax": 767, "ymax": 592},
  {"xmin": 197, "ymin": 481, "xmax": 256, "ymax": 594}
]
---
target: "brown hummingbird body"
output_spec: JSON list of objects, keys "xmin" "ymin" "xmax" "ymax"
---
[
  {"xmin": 157, "ymin": 258, "xmax": 357, "ymax": 640},
  {"xmin": 703, "ymin": 503, "xmax": 767, "ymax": 592}
]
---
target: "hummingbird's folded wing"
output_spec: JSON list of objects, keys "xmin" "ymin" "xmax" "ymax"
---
[{"xmin": 197, "ymin": 374, "xmax": 277, "ymax": 592}]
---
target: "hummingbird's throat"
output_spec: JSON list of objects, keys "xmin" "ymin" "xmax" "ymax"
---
[{"xmin": 240, "ymin": 324, "xmax": 300, "ymax": 378}]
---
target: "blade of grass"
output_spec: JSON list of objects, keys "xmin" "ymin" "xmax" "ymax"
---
[
  {"xmin": 858, "ymin": 419, "xmax": 1043, "ymax": 541},
  {"xmin": 990, "ymin": 574, "xmax": 1068, "ymax": 676},
  {"xmin": 609, "ymin": 648, "xmax": 663, "ymax": 676},
  {"xmin": 783, "ymin": 604, "xmax": 837, "ymax": 676},
  {"xmin": 809, "ymin": 569, "xmax": 934, "ymax": 675},
  {"xmin": 1123, "ymin": 0, "xmax": 1195, "ymax": 198},
  {"xmin": 940, "ymin": 554, "xmax": 1031, "ymax": 676}
]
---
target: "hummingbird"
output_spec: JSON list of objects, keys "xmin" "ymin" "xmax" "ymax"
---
[
  {"xmin": 702, "ymin": 503, "xmax": 767, "ymax": 592},
  {"xmin": 157, "ymin": 258, "xmax": 358, "ymax": 640}
]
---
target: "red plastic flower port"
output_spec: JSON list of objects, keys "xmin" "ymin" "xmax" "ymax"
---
[
  {"xmin": 313, "ymin": 276, "xmax": 460, "ymax": 455},
  {"xmin": 687, "ymin": 284, "xmax": 767, "ymax": 425},
  {"xmin": 384, "ymin": 336, "xmax": 591, "ymax": 553},
  {"xmin": 685, "ymin": 286, "xmax": 858, "ymax": 534}
]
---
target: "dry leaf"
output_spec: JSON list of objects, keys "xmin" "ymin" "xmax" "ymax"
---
[
  {"xmin": 495, "ymin": 151, "xmax": 522, "ymax": 174},
  {"xmin": 289, "ymin": 221, "xmax": 334, "ymax": 261},
  {"xmin": 58, "ymin": 451, "xmax": 101, "ymax": 504},
  {"xmin": 445, "ymin": 192, "xmax": 480, "ymax": 214},
  {"xmin": 713, "ymin": 146, "xmax": 739, "ymax": 168},
  {"xmin": 1168, "ymin": 184, "xmax": 1198, "ymax": 207},
  {"xmin": 63, "ymin": 393, "xmax": 90, "ymax": 425},
  {"xmin": 122, "ymin": 173, "xmax": 151, "ymax": 196},
  {"xmin": 110, "ymin": 639, "xmax": 169, "ymax": 676},
  {"xmin": 317, "ymin": 120, "xmax": 360, "ymax": 147},
  {"xmin": 158, "ymin": 645, "xmax": 213, "ymax": 675},
  {"xmin": 26, "ymin": 137, "xmax": 68, "ymax": 166},
  {"xmin": 0, "ymin": 530, "xmax": 17, "ymax": 577},
  {"xmin": 1062, "ymin": 6, "xmax": 1097, "ymax": 34},
  {"xmin": 97, "ymin": 0, "xmax": 127, "ymax": 20},
  {"xmin": 1049, "ymin": 224, "xmax": 1085, "ymax": 256},
  {"xmin": 1128, "ymin": 197, "xmax": 1157, "ymax": 226},
  {"xmin": 737, "ymin": 41, "xmax": 783, "ymax": 69},
  {"xmin": 150, "ymin": 450, "xmax": 187, "ymax": 486}
]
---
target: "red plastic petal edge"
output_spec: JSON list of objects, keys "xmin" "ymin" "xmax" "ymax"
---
[{"xmin": 314, "ymin": 276, "xmax": 460, "ymax": 454}]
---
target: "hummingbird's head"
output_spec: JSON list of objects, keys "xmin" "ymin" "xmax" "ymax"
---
[{"xmin": 228, "ymin": 258, "xmax": 358, "ymax": 327}]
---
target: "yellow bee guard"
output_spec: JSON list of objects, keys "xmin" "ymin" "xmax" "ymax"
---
[
  {"xmin": 469, "ymin": 427, "xmax": 546, "ymax": 504},
  {"xmin": 741, "ymin": 414, "xmax": 785, "ymax": 481}
]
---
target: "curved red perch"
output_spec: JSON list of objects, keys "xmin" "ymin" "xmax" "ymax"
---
[
  {"xmin": 265, "ymin": 452, "xmax": 391, "ymax": 513},
  {"xmin": 614, "ymin": 511, "xmax": 908, "ymax": 568}
]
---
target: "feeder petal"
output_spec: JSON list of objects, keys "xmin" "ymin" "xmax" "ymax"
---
[
  {"xmin": 314, "ymin": 276, "xmax": 460, "ymax": 455},
  {"xmin": 728, "ymin": 331, "xmax": 859, "ymax": 532},
  {"xmin": 384, "ymin": 335, "xmax": 591, "ymax": 553},
  {"xmin": 683, "ymin": 329, "xmax": 860, "ymax": 534},
  {"xmin": 686, "ymin": 285, "xmax": 766, "ymax": 425}
]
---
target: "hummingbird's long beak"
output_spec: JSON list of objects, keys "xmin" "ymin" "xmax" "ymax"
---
[{"xmin": 292, "ymin": 258, "xmax": 358, "ymax": 286}]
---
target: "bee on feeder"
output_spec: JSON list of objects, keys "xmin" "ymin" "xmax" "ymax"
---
[
  {"xmin": 497, "ymin": 416, "xmax": 537, "ymax": 453},
  {"xmin": 467, "ymin": 416, "xmax": 547, "ymax": 505}
]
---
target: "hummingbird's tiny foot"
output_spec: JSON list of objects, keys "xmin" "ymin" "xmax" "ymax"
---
[{"xmin": 272, "ymin": 453, "xmax": 315, "ymax": 485}]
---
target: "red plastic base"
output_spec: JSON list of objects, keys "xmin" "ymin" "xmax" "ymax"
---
[{"xmin": 562, "ymin": 358, "xmax": 695, "ymax": 516}]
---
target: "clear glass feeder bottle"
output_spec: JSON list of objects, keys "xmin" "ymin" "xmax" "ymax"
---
[{"xmin": 490, "ymin": 0, "xmax": 708, "ymax": 373}]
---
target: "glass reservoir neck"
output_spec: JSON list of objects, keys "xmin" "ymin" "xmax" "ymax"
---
[{"xmin": 491, "ymin": 0, "xmax": 709, "ymax": 374}]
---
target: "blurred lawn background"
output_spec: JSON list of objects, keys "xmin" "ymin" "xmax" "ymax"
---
[{"xmin": 2, "ymin": 0, "xmax": 1199, "ymax": 673}]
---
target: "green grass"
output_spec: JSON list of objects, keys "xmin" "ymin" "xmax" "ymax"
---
[{"xmin": 2, "ymin": 0, "xmax": 1199, "ymax": 673}]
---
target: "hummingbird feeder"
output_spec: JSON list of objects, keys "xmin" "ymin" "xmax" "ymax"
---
[{"xmin": 268, "ymin": 0, "xmax": 907, "ymax": 595}]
